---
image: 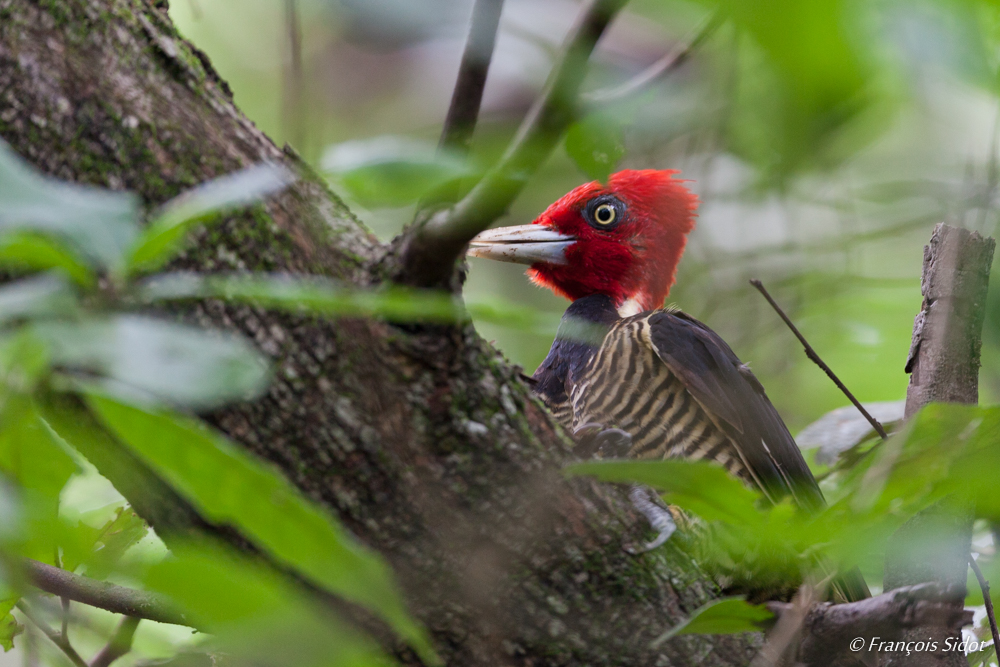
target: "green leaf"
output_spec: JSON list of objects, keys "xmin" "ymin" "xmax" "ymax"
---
[
  {"xmin": 565, "ymin": 459, "xmax": 765, "ymax": 525},
  {"xmin": 0, "ymin": 140, "xmax": 139, "ymax": 267},
  {"xmin": 0, "ymin": 396, "xmax": 77, "ymax": 506},
  {"xmin": 125, "ymin": 163, "xmax": 295, "ymax": 275},
  {"xmin": 465, "ymin": 296, "xmax": 560, "ymax": 336},
  {"xmin": 0, "ymin": 395, "xmax": 77, "ymax": 561},
  {"xmin": 138, "ymin": 272, "xmax": 461, "ymax": 322},
  {"xmin": 84, "ymin": 393, "xmax": 438, "ymax": 665},
  {"xmin": 0, "ymin": 597, "xmax": 22, "ymax": 652},
  {"xmin": 138, "ymin": 272, "xmax": 557, "ymax": 333},
  {"xmin": 565, "ymin": 111, "xmax": 627, "ymax": 182},
  {"xmin": 0, "ymin": 274, "xmax": 78, "ymax": 328},
  {"xmin": 65, "ymin": 506, "xmax": 149, "ymax": 580},
  {"xmin": 145, "ymin": 540, "xmax": 396, "ymax": 667},
  {"xmin": 32, "ymin": 315, "xmax": 270, "ymax": 408},
  {"xmin": 846, "ymin": 404, "xmax": 1000, "ymax": 518},
  {"xmin": 651, "ymin": 597, "xmax": 772, "ymax": 646},
  {"xmin": 322, "ymin": 136, "xmax": 476, "ymax": 208},
  {"xmin": 0, "ymin": 232, "xmax": 96, "ymax": 288},
  {"xmin": 967, "ymin": 642, "xmax": 996, "ymax": 667}
]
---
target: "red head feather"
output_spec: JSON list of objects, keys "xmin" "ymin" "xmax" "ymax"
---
[{"xmin": 527, "ymin": 170, "xmax": 698, "ymax": 313}]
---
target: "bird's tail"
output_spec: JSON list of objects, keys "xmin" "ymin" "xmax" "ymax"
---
[{"xmin": 831, "ymin": 566, "xmax": 871, "ymax": 603}]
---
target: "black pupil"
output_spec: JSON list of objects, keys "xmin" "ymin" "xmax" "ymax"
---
[{"xmin": 597, "ymin": 206, "xmax": 612, "ymax": 222}]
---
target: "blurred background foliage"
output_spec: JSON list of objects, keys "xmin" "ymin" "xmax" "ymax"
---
[
  {"xmin": 170, "ymin": 0, "xmax": 1000, "ymax": 435},
  {"xmin": 5, "ymin": 0, "xmax": 1000, "ymax": 664}
]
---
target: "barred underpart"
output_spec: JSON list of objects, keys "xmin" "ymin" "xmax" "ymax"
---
[{"xmin": 568, "ymin": 317, "xmax": 751, "ymax": 482}]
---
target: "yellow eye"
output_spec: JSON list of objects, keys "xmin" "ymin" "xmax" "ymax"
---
[{"xmin": 594, "ymin": 203, "xmax": 616, "ymax": 225}]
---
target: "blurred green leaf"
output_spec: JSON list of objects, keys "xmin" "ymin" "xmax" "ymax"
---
[
  {"xmin": 138, "ymin": 272, "xmax": 558, "ymax": 333},
  {"xmin": 32, "ymin": 315, "xmax": 270, "ymax": 409},
  {"xmin": 145, "ymin": 540, "xmax": 396, "ymax": 667},
  {"xmin": 967, "ymin": 642, "xmax": 996, "ymax": 667},
  {"xmin": 652, "ymin": 597, "xmax": 772, "ymax": 645},
  {"xmin": 565, "ymin": 111, "xmax": 627, "ymax": 183},
  {"xmin": 0, "ymin": 140, "xmax": 139, "ymax": 267},
  {"xmin": 125, "ymin": 163, "xmax": 295, "ymax": 275},
  {"xmin": 63, "ymin": 506, "xmax": 148, "ymax": 580},
  {"xmin": 0, "ymin": 396, "xmax": 77, "ymax": 507},
  {"xmin": 139, "ymin": 272, "xmax": 460, "ymax": 322},
  {"xmin": 565, "ymin": 459, "xmax": 764, "ymax": 525},
  {"xmin": 0, "ymin": 232, "xmax": 96, "ymax": 288},
  {"xmin": 847, "ymin": 404, "xmax": 999, "ymax": 518},
  {"xmin": 0, "ymin": 274, "xmax": 78, "ymax": 328},
  {"xmin": 0, "ymin": 395, "xmax": 77, "ymax": 561},
  {"xmin": 697, "ymin": 0, "xmax": 879, "ymax": 177},
  {"xmin": 0, "ymin": 597, "xmax": 21, "ymax": 652},
  {"xmin": 322, "ymin": 136, "xmax": 476, "ymax": 208},
  {"xmin": 85, "ymin": 394, "xmax": 438, "ymax": 664}
]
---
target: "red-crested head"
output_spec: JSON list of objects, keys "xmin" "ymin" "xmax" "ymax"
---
[{"xmin": 522, "ymin": 170, "xmax": 698, "ymax": 313}]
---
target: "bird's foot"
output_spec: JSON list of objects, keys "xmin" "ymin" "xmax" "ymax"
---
[
  {"xmin": 573, "ymin": 422, "xmax": 633, "ymax": 459},
  {"xmin": 627, "ymin": 485, "xmax": 677, "ymax": 552}
]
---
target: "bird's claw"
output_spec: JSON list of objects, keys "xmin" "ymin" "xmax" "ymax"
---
[
  {"xmin": 627, "ymin": 485, "xmax": 677, "ymax": 553},
  {"xmin": 573, "ymin": 422, "xmax": 633, "ymax": 458}
]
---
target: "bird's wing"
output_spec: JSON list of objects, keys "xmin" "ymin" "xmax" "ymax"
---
[
  {"xmin": 567, "ymin": 309, "xmax": 868, "ymax": 600},
  {"xmin": 643, "ymin": 309, "xmax": 825, "ymax": 510},
  {"xmin": 568, "ymin": 309, "xmax": 823, "ymax": 510}
]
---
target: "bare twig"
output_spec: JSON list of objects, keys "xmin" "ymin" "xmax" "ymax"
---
[
  {"xmin": 749, "ymin": 279, "xmax": 889, "ymax": 440},
  {"xmin": 439, "ymin": 0, "xmax": 505, "ymax": 154},
  {"xmin": 969, "ymin": 555, "xmax": 1000, "ymax": 654},
  {"xmin": 23, "ymin": 558, "xmax": 190, "ymax": 627},
  {"xmin": 752, "ymin": 583, "xmax": 818, "ymax": 667},
  {"xmin": 583, "ymin": 10, "xmax": 723, "ymax": 103},
  {"xmin": 60, "ymin": 597, "xmax": 69, "ymax": 642},
  {"xmin": 282, "ymin": 0, "xmax": 305, "ymax": 151},
  {"xmin": 397, "ymin": 0, "xmax": 630, "ymax": 288},
  {"xmin": 16, "ymin": 601, "xmax": 87, "ymax": 667},
  {"xmin": 89, "ymin": 617, "xmax": 141, "ymax": 667}
]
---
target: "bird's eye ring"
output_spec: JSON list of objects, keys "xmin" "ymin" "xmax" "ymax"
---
[
  {"xmin": 594, "ymin": 204, "xmax": 616, "ymax": 225},
  {"xmin": 584, "ymin": 195, "xmax": 625, "ymax": 230}
]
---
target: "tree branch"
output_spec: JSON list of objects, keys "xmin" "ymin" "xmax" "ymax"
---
[
  {"xmin": 969, "ymin": 555, "xmax": 1000, "ymax": 655},
  {"xmin": 903, "ymin": 223, "xmax": 995, "ymax": 417},
  {"xmin": 23, "ymin": 559, "xmax": 190, "ymax": 628},
  {"xmin": 439, "ymin": 0, "xmax": 505, "ymax": 154},
  {"xmin": 582, "ymin": 11, "xmax": 723, "ymax": 103},
  {"xmin": 397, "ymin": 0, "xmax": 630, "ymax": 288},
  {"xmin": 89, "ymin": 617, "xmax": 140, "ymax": 667},
  {"xmin": 766, "ymin": 583, "xmax": 972, "ymax": 667},
  {"xmin": 16, "ymin": 601, "xmax": 87, "ymax": 667},
  {"xmin": 749, "ymin": 279, "xmax": 889, "ymax": 440}
]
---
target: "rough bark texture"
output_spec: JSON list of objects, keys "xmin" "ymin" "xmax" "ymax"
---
[
  {"xmin": 884, "ymin": 223, "xmax": 996, "ymax": 667},
  {"xmin": 0, "ymin": 1, "xmax": 760, "ymax": 665},
  {"xmin": 904, "ymin": 224, "xmax": 995, "ymax": 418},
  {"xmin": 767, "ymin": 584, "xmax": 972, "ymax": 667}
]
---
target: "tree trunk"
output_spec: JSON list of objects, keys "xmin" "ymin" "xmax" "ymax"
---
[
  {"xmin": 883, "ymin": 223, "xmax": 996, "ymax": 667},
  {"xmin": 0, "ymin": 1, "xmax": 758, "ymax": 665}
]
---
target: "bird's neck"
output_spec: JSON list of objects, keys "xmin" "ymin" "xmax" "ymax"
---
[{"xmin": 531, "ymin": 294, "xmax": 620, "ymax": 409}]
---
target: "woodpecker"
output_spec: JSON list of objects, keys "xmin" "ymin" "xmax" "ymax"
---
[{"xmin": 467, "ymin": 169, "xmax": 869, "ymax": 602}]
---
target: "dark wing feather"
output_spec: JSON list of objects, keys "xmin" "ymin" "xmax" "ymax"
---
[{"xmin": 646, "ymin": 310, "xmax": 825, "ymax": 512}]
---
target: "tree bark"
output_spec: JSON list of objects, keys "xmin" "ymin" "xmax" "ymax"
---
[
  {"xmin": 883, "ymin": 223, "xmax": 996, "ymax": 667},
  {"xmin": 0, "ymin": 1, "xmax": 759, "ymax": 665}
]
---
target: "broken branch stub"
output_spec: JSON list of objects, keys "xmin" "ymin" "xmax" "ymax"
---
[{"xmin": 887, "ymin": 223, "xmax": 995, "ymax": 667}]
